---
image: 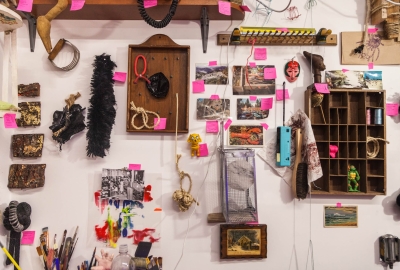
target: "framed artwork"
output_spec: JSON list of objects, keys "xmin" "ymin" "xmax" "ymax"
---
[
  {"xmin": 237, "ymin": 98, "xmax": 269, "ymax": 120},
  {"xmin": 323, "ymin": 205, "xmax": 358, "ymax": 228},
  {"xmin": 232, "ymin": 65, "xmax": 275, "ymax": 95},
  {"xmin": 196, "ymin": 98, "xmax": 230, "ymax": 120},
  {"xmin": 220, "ymin": 224, "xmax": 267, "ymax": 259},
  {"xmin": 228, "ymin": 125, "xmax": 263, "ymax": 147},
  {"xmin": 195, "ymin": 64, "xmax": 228, "ymax": 85}
]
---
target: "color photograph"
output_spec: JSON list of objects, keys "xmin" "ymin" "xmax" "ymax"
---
[
  {"xmin": 364, "ymin": 70, "xmax": 383, "ymax": 90},
  {"xmin": 195, "ymin": 64, "xmax": 228, "ymax": 84},
  {"xmin": 196, "ymin": 98, "xmax": 230, "ymax": 120},
  {"xmin": 325, "ymin": 70, "xmax": 365, "ymax": 88},
  {"xmin": 232, "ymin": 65, "xmax": 276, "ymax": 95},
  {"xmin": 324, "ymin": 206, "xmax": 358, "ymax": 228},
  {"xmin": 228, "ymin": 125, "xmax": 263, "ymax": 147},
  {"xmin": 237, "ymin": 98, "xmax": 269, "ymax": 120}
]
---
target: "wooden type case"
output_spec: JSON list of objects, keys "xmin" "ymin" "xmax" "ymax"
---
[
  {"xmin": 127, "ymin": 34, "xmax": 189, "ymax": 133},
  {"xmin": 8, "ymin": 164, "xmax": 46, "ymax": 189},
  {"xmin": 12, "ymin": 134, "xmax": 44, "ymax": 158}
]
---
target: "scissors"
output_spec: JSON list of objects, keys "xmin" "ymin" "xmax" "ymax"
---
[{"xmin": 134, "ymin": 55, "xmax": 151, "ymax": 84}]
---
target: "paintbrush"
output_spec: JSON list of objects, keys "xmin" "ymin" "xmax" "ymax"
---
[
  {"xmin": 88, "ymin": 247, "xmax": 96, "ymax": 269},
  {"xmin": 42, "ymin": 227, "xmax": 49, "ymax": 255},
  {"xmin": 70, "ymin": 226, "xmax": 78, "ymax": 252},
  {"xmin": 36, "ymin": 246, "xmax": 48, "ymax": 270},
  {"xmin": 58, "ymin": 230, "xmax": 67, "ymax": 264},
  {"xmin": 69, "ymin": 237, "xmax": 78, "ymax": 261},
  {"xmin": 54, "ymin": 234, "xmax": 58, "ymax": 258},
  {"xmin": 61, "ymin": 237, "xmax": 72, "ymax": 270}
]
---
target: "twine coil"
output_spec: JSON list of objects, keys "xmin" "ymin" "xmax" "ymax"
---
[
  {"xmin": 173, "ymin": 154, "xmax": 198, "ymax": 212},
  {"xmin": 367, "ymin": 136, "xmax": 389, "ymax": 158},
  {"xmin": 130, "ymin": 101, "xmax": 160, "ymax": 129}
]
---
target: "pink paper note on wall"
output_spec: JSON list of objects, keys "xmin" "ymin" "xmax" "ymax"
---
[
  {"xmin": 21, "ymin": 231, "xmax": 35, "ymax": 245},
  {"xmin": 276, "ymin": 89, "xmax": 290, "ymax": 101},
  {"xmin": 254, "ymin": 48, "xmax": 267, "ymax": 60},
  {"xmin": 261, "ymin": 98, "xmax": 273, "ymax": 110},
  {"xmin": 4, "ymin": 113, "xmax": 18, "ymax": 128},
  {"xmin": 336, "ymin": 202, "xmax": 342, "ymax": 208},
  {"xmin": 113, "ymin": 72, "xmax": 127, "ymax": 82},
  {"xmin": 260, "ymin": 123, "xmax": 269, "ymax": 130},
  {"xmin": 249, "ymin": 96, "xmax": 257, "ymax": 101},
  {"xmin": 128, "ymin": 164, "xmax": 141, "ymax": 170},
  {"xmin": 264, "ymin": 67, "xmax": 277, "ymax": 79},
  {"xmin": 342, "ymin": 69, "xmax": 349, "ymax": 73},
  {"xmin": 206, "ymin": 121, "xmax": 219, "ymax": 133},
  {"xmin": 210, "ymin": 94, "xmax": 220, "ymax": 100},
  {"xmin": 218, "ymin": 1, "xmax": 231, "ymax": 16},
  {"xmin": 249, "ymin": 62, "xmax": 256, "ymax": 67},
  {"xmin": 209, "ymin": 61, "xmax": 217, "ymax": 66},
  {"xmin": 368, "ymin": 62, "xmax": 374, "ymax": 69},
  {"xmin": 192, "ymin": 80, "xmax": 205, "ymax": 93},
  {"xmin": 386, "ymin": 103, "xmax": 399, "ymax": 116},
  {"xmin": 224, "ymin": 119, "xmax": 232, "ymax": 130},
  {"xmin": 154, "ymin": 118, "xmax": 166, "ymax": 130},
  {"xmin": 16, "ymin": 0, "xmax": 33, "ymax": 12},
  {"xmin": 276, "ymin": 28, "xmax": 288, "ymax": 32},
  {"xmin": 314, "ymin": 83, "xmax": 330, "ymax": 94},
  {"xmin": 70, "ymin": 0, "xmax": 85, "ymax": 11},
  {"xmin": 368, "ymin": 28, "xmax": 377, "ymax": 33},
  {"xmin": 144, "ymin": 0, "xmax": 157, "ymax": 8},
  {"xmin": 240, "ymin": 5, "xmax": 251, "ymax": 12},
  {"xmin": 199, "ymin": 143, "xmax": 209, "ymax": 157}
]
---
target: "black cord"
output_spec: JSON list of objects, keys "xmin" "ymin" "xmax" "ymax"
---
[{"xmin": 137, "ymin": 0, "xmax": 179, "ymax": 28}]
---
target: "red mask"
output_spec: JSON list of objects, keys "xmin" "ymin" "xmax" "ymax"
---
[{"xmin": 285, "ymin": 60, "xmax": 300, "ymax": 83}]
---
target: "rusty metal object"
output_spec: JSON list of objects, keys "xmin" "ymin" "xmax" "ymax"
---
[
  {"xmin": 18, "ymin": 83, "xmax": 40, "ymax": 97},
  {"xmin": 11, "ymin": 134, "xmax": 44, "ymax": 158},
  {"xmin": 16, "ymin": 101, "xmax": 41, "ymax": 127},
  {"xmin": 8, "ymin": 164, "xmax": 46, "ymax": 189}
]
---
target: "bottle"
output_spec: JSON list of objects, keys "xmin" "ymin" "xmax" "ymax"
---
[{"xmin": 110, "ymin": 244, "xmax": 136, "ymax": 270}]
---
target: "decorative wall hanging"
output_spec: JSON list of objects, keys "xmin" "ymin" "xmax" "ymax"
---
[
  {"xmin": 11, "ymin": 134, "xmax": 44, "ymax": 158},
  {"xmin": 325, "ymin": 70, "xmax": 383, "ymax": 90},
  {"xmin": 16, "ymin": 102, "xmax": 41, "ymax": 127},
  {"xmin": 220, "ymin": 224, "xmax": 267, "ymax": 259},
  {"xmin": 232, "ymin": 65, "xmax": 276, "ymax": 95},
  {"xmin": 3, "ymin": 201, "xmax": 31, "ymax": 270},
  {"xmin": 371, "ymin": 0, "xmax": 400, "ymax": 40},
  {"xmin": 49, "ymin": 92, "xmax": 85, "ymax": 150},
  {"xmin": 196, "ymin": 98, "xmax": 230, "ymax": 120},
  {"xmin": 87, "ymin": 54, "xmax": 117, "ymax": 158},
  {"xmin": 323, "ymin": 205, "xmax": 358, "ymax": 228},
  {"xmin": 127, "ymin": 34, "xmax": 189, "ymax": 133},
  {"xmin": 284, "ymin": 59, "xmax": 300, "ymax": 83},
  {"xmin": 18, "ymin": 83, "xmax": 40, "ymax": 97},
  {"xmin": 8, "ymin": 164, "xmax": 46, "ymax": 189}
]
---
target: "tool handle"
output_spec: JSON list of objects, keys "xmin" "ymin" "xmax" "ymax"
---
[{"xmin": 2, "ymin": 247, "xmax": 21, "ymax": 270}]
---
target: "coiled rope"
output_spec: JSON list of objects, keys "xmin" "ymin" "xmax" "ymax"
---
[{"xmin": 367, "ymin": 136, "xmax": 389, "ymax": 158}]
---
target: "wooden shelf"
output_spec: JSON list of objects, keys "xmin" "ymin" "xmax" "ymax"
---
[{"xmin": 31, "ymin": 0, "xmax": 245, "ymax": 20}]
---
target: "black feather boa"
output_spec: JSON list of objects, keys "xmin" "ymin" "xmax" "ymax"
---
[{"xmin": 86, "ymin": 54, "xmax": 117, "ymax": 158}]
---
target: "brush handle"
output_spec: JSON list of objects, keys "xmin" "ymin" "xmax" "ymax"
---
[{"xmin": 291, "ymin": 129, "xmax": 303, "ymax": 197}]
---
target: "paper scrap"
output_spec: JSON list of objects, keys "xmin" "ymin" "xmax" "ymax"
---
[
  {"xmin": 144, "ymin": 0, "xmax": 157, "ymax": 8},
  {"xmin": 199, "ymin": 143, "xmax": 209, "ymax": 157},
  {"xmin": 210, "ymin": 94, "xmax": 220, "ymax": 100},
  {"xmin": 240, "ymin": 5, "xmax": 251, "ymax": 12},
  {"xmin": 21, "ymin": 231, "xmax": 35, "ymax": 245},
  {"xmin": 276, "ymin": 28, "xmax": 289, "ymax": 32},
  {"xmin": 260, "ymin": 123, "xmax": 269, "ymax": 130},
  {"xmin": 264, "ymin": 67, "xmax": 277, "ymax": 79},
  {"xmin": 16, "ymin": 0, "xmax": 33, "ymax": 12},
  {"xmin": 154, "ymin": 208, "xmax": 162, "ymax": 212},
  {"xmin": 209, "ymin": 60, "xmax": 217, "ymax": 66},
  {"xmin": 342, "ymin": 69, "xmax": 349, "ymax": 73},
  {"xmin": 314, "ymin": 83, "xmax": 330, "ymax": 94},
  {"xmin": 218, "ymin": 1, "xmax": 231, "ymax": 16},
  {"xmin": 128, "ymin": 164, "xmax": 141, "ymax": 170},
  {"xmin": 154, "ymin": 118, "xmax": 166, "ymax": 130},
  {"xmin": 330, "ymin": 145, "xmax": 338, "ymax": 158},
  {"xmin": 368, "ymin": 62, "xmax": 374, "ymax": 70},
  {"xmin": 276, "ymin": 89, "xmax": 290, "ymax": 101},
  {"xmin": 192, "ymin": 80, "xmax": 205, "ymax": 93},
  {"xmin": 249, "ymin": 62, "xmax": 256, "ymax": 67},
  {"xmin": 206, "ymin": 121, "xmax": 219, "ymax": 133},
  {"xmin": 336, "ymin": 203, "xmax": 342, "ymax": 208},
  {"xmin": 249, "ymin": 96, "xmax": 257, "ymax": 101},
  {"xmin": 70, "ymin": 0, "xmax": 85, "ymax": 11},
  {"xmin": 254, "ymin": 48, "xmax": 267, "ymax": 60},
  {"xmin": 224, "ymin": 119, "xmax": 232, "ymax": 130},
  {"xmin": 261, "ymin": 98, "xmax": 273, "ymax": 110},
  {"xmin": 113, "ymin": 72, "xmax": 127, "ymax": 82},
  {"xmin": 386, "ymin": 103, "xmax": 399, "ymax": 116},
  {"xmin": 368, "ymin": 28, "xmax": 378, "ymax": 33},
  {"xmin": 4, "ymin": 113, "xmax": 17, "ymax": 128}
]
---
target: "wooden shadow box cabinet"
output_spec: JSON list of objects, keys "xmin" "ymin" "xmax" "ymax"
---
[{"xmin": 305, "ymin": 89, "xmax": 386, "ymax": 196}]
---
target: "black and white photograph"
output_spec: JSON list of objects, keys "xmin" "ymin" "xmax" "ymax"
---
[
  {"xmin": 195, "ymin": 64, "xmax": 229, "ymax": 85},
  {"xmin": 101, "ymin": 169, "xmax": 145, "ymax": 201}
]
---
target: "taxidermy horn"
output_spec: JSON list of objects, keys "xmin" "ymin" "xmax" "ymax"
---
[{"xmin": 37, "ymin": 0, "xmax": 68, "ymax": 54}]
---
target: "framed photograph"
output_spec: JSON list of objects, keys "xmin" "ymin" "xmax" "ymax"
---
[
  {"xmin": 323, "ymin": 205, "xmax": 358, "ymax": 228},
  {"xmin": 220, "ymin": 224, "xmax": 267, "ymax": 259},
  {"xmin": 237, "ymin": 98, "xmax": 269, "ymax": 120},
  {"xmin": 228, "ymin": 125, "xmax": 263, "ymax": 147},
  {"xmin": 196, "ymin": 98, "xmax": 230, "ymax": 120},
  {"xmin": 195, "ymin": 64, "xmax": 228, "ymax": 85},
  {"xmin": 232, "ymin": 65, "xmax": 275, "ymax": 95},
  {"xmin": 101, "ymin": 169, "xmax": 145, "ymax": 201}
]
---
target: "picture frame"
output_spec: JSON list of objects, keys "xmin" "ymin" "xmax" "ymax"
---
[
  {"xmin": 228, "ymin": 125, "xmax": 264, "ymax": 147},
  {"xmin": 323, "ymin": 205, "xmax": 358, "ymax": 228},
  {"xmin": 220, "ymin": 224, "xmax": 267, "ymax": 259}
]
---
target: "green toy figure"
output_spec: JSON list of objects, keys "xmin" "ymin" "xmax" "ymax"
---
[{"xmin": 348, "ymin": 165, "xmax": 360, "ymax": 192}]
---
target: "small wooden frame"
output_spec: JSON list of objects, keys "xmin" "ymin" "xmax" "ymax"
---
[
  {"xmin": 324, "ymin": 205, "xmax": 358, "ymax": 228},
  {"xmin": 127, "ymin": 34, "xmax": 189, "ymax": 133},
  {"xmin": 220, "ymin": 224, "xmax": 267, "ymax": 259}
]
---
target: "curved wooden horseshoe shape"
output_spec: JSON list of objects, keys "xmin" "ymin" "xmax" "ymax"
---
[{"xmin": 37, "ymin": 0, "xmax": 68, "ymax": 54}]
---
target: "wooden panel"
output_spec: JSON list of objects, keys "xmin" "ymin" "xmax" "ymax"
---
[{"xmin": 127, "ymin": 34, "xmax": 189, "ymax": 133}]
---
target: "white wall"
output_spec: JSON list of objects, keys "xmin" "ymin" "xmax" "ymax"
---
[{"xmin": 1, "ymin": 0, "xmax": 400, "ymax": 269}]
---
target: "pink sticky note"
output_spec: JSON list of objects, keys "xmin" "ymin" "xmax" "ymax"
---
[
  {"xmin": 192, "ymin": 80, "xmax": 205, "ymax": 93},
  {"xmin": 254, "ymin": 48, "xmax": 267, "ymax": 60},
  {"xmin": 368, "ymin": 62, "xmax": 374, "ymax": 69},
  {"xmin": 342, "ymin": 69, "xmax": 349, "ymax": 73},
  {"xmin": 21, "ymin": 231, "xmax": 35, "ymax": 245},
  {"xmin": 206, "ymin": 121, "xmax": 219, "ymax": 133},
  {"xmin": 314, "ymin": 83, "xmax": 330, "ymax": 94},
  {"xmin": 224, "ymin": 119, "xmax": 232, "ymax": 130},
  {"xmin": 4, "ymin": 113, "xmax": 18, "ymax": 128},
  {"xmin": 144, "ymin": 0, "xmax": 157, "ymax": 8},
  {"xmin": 199, "ymin": 143, "xmax": 209, "ymax": 157},
  {"xmin": 128, "ymin": 164, "xmax": 141, "ymax": 170},
  {"xmin": 260, "ymin": 123, "xmax": 269, "ymax": 130},
  {"xmin": 210, "ymin": 94, "xmax": 220, "ymax": 100},
  {"xmin": 336, "ymin": 203, "xmax": 342, "ymax": 208},
  {"xmin": 218, "ymin": 1, "xmax": 231, "ymax": 16},
  {"xmin": 249, "ymin": 96, "xmax": 257, "ymax": 101},
  {"xmin": 154, "ymin": 118, "xmax": 166, "ymax": 130},
  {"xmin": 261, "ymin": 98, "xmax": 273, "ymax": 110},
  {"xmin": 264, "ymin": 67, "xmax": 277, "ymax": 79},
  {"xmin": 276, "ymin": 89, "xmax": 290, "ymax": 101},
  {"xmin": 209, "ymin": 61, "xmax": 217, "ymax": 66},
  {"xmin": 113, "ymin": 72, "xmax": 127, "ymax": 82},
  {"xmin": 240, "ymin": 5, "xmax": 251, "ymax": 12},
  {"xmin": 330, "ymin": 145, "xmax": 338, "ymax": 158},
  {"xmin": 386, "ymin": 103, "xmax": 399, "ymax": 116},
  {"xmin": 70, "ymin": 0, "xmax": 85, "ymax": 11},
  {"xmin": 276, "ymin": 28, "xmax": 289, "ymax": 32},
  {"xmin": 249, "ymin": 62, "xmax": 256, "ymax": 68},
  {"xmin": 16, "ymin": 0, "xmax": 33, "ymax": 12},
  {"xmin": 368, "ymin": 28, "xmax": 378, "ymax": 33}
]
